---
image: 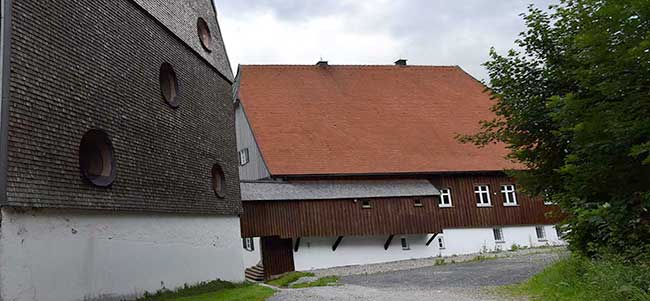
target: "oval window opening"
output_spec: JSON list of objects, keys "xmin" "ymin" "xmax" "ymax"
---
[
  {"xmin": 211, "ymin": 164, "xmax": 225, "ymax": 198},
  {"xmin": 79, "ymin": 129, "xmax": 116, "ymax": 187},
  {"xmin": 197, "ymin": 17, "xmax": 212, "ymax": 52},
  {"xmin": 159, "ymin": 63, "xmax": 179, "ymax": 108}
]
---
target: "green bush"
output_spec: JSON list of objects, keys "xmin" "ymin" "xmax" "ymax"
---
[
  {"xmin": 503, "ymin": 255, "xmax": 650, "ymax": 301},
  {"xmin": 459, "ymin": 0, "xmax": 650, "ymax": 261}
]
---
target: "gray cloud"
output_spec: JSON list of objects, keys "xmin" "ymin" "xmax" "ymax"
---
[{"xmin": 216, "ymin": 0, "xmax": 555, "ymax": 81}]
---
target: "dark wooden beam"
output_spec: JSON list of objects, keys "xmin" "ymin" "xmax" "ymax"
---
[
  {"xmin": 332, "ymin": 236, "xmax": 343, "ymax": 251},
  {"xmin": 294, "ymin": 237, "xmax": 301, "ymax": 252},
  {"xmin": 425, "ymin": 234, "xmax": 438, "ymax": 246},
  {"xmin": 384, "ymin": 235, "xmax": 394, "ymax": 250}
]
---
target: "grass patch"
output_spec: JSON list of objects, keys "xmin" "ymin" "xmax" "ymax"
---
[
  {"xmin": 166, "ymin": 285, "xmax": 275, "ymax": 301},
  {"xmin": 467, "ymin": 254, "xmax": 497, "ymax": 263},
  {"xmin": 509, "ymin": 244, "xmax": 528, "ymax": 252},
  {"xmin": 266, "ymin": 271, "xmax": 315, "ymax": 288},
  {"xmin": 291, "ymin": 276, "xmax": 339, "ymax": 288},
  {"xmin": 137, "ymin": 280, "xmax": 275, "ymax": 301},
  {"xmin": 434, "ymin": 258, "xmax": 447, "ymax": 265},
  {"xmin": 500, "ymin": 255, "xmax": 650, "ymax": 301}
]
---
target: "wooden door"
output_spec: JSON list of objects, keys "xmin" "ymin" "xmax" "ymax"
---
[{"xmin": 261, "ymin": 236, "xmax": 295, "ymax": 280}]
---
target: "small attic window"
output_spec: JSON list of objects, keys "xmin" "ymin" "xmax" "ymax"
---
[
  {"xmin": 159, "ymin": 63, "xmax": 179, "ymax": 108},
  {"xmin": 197, "ymin": 17, "xmax": 212, "ymax": 52},
  {"xmin": 79, "ymin": 129, "xmax": 116, "ymax": 187},
  {"xmin": 414, "ymin": 199, "xmax": 423, "ymax": 207},
  {"xmin": 361, "ymin": 200, "xmax": 372, "ymax": 209},
  {"xmin": 211, "ymin": 164, "xmax": 226, "ymax": 198}
]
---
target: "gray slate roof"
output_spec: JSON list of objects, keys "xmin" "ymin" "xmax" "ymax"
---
[
  {"xmin": 240, "ymin": 179, "xmax": 439, "ymax": 201},
  {"xmin": 133, "ymin": 0, "xmax": 234, "ymax": 80}
]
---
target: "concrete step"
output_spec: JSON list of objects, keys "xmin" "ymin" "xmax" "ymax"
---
[
  {"xmin": 250, "ymin": 265, "xmax": 264, "ymax": 274},
  {"xmin": 245, "ymin": 264, "xmax": 265, "ymax": 282},
  {"xmin": 245, "ymin": 270, "xmax": 264, "ymax": 282}
]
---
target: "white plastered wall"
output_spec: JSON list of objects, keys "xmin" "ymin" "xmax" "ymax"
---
[
  {"xmin": 293, "ymin": 234, "xmax": 441, "ymax": 271},
  {"xmin": 442, "ymin": 225, "xmax": 565, "ymax": 256},
  {"xmin": 0, "ymin": 207, "xmax": 244, "ymax": 301},
  {"xmin": 292, "ymin": 225, "xmax": 565, "ymax": 271},
  {"xmin": 242, "ymin": 237, "xmax": 261, "ymax": 268}
]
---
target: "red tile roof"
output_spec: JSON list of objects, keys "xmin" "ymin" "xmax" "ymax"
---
[{"xmin": 237, "ymin": 64, "xmax": 519, "ymax": 176}]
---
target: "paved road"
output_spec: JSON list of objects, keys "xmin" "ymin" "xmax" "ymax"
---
[{"xmin": 269, "ymin": 250, "xmax": 564, "ymax": 300}]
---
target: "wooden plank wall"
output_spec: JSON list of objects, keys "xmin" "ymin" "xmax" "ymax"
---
[
  {"xmin": 261, "ymin": 236, "xmax": 295, "ymax": 279},
  {"xmin": 241, "ymin": 174, "xmax": 563, "ymax": 238}
]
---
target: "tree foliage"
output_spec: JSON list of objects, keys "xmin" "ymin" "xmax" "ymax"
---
[{"xmin": 460, "ymin": 0, "xmax": 650, "ymax": 260}]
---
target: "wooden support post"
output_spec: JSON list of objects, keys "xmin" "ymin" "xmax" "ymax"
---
[
  {"xmin": 384, "ymin": 235, "xmax": 394, "ymax": 250},
  {"xmin": 425, "ymin": 234, "xmax": 438, "ymax": 246},
  {"xmin": 294, "ymin": 237, "xmax": 301, "ymax": 252},
  {"xmin": 332, "ymin": 236, "xmax": 343, "ymax": 251}
]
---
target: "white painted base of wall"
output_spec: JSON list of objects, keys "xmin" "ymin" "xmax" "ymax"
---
[
  {"xmin": 293, "ymin": 234, "xmax": 437, "ymax": 271},
  {"xmin": 442, "ymin": 225, "xmax": 564, "ymax": 256},
  {"xmin": 0, "ymin": 208, "xmax": 244, "ymax": 301},
  {"xmin": 256, "ymin": 225, "xmax": 566, "ymax": 271}
]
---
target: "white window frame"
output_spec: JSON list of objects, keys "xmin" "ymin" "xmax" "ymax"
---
[
  {"xmin": 493, "ymin": 228, "xmax": 504, "ymax": 242},
  {"xmin": 437, "ymin": 236, "xmax": 445, "ymax": 249},
  {"xmin": 475, "ymin": 185, "xmax": 492, "ymax": 207},
  {"xmin": 400, "ymin": 237, "xmax": 410, "ymax": 250},
  {"xmin": 543, "ymin": 190, "xmax": 555, "ymax": 205},
  {"xmin": 501, "ymin": 184, "xmax": 518, "ymax": 206},
  {"xmin": 555, "ymin": 225, "xmax": 566, "ymax": 239},
  {"xmin": 536, "ymin": 226, "xmax": 547, "ymax": 241},
  {"xmin": 243, "ymin": 237, "xmax": 254, "ymax": 251},
  {"xmin": 438, "ymin": 188, "xmax": 452, "ymax": 207},
  {"xmin": 239, "ymin": 148, "xmax": 249, "ymax": 166}
]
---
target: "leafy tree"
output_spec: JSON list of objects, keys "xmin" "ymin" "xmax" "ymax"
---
[{"xmin": 460, "ymin": 0, "xmax": 650, "ymax": 260}]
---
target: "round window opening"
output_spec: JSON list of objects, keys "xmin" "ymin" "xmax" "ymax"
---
[
  {"xmin": 197, "ymin": 17, "xmax": 212, "ymax": 52},
  {"xmin": 79, "ymin": 129, "xmax": 116, "ymax": 187},
  {"xmin": 211, "ymin": 164, "xmax": 226, "ymax": 198},
  {"xmin": 159, "ymin": 63, "xmax": 179, "ymax": 108}
]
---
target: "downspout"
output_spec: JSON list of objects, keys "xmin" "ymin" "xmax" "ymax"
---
[{"xmin": 0, "ymin": 0, "xmax": 12, "ymax": 205}]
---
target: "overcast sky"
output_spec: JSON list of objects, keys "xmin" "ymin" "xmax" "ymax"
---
[{"xmin": 215, "ymin": 0, "xmax": 553, "ymax": 81}]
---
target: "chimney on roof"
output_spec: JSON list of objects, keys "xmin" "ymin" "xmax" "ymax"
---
[
  {"xmin": 394, "ymin": 58, "xmax": 407, "ymax": 66},
  {"xmin": 316, "ymin": 60, "xmax": 329, "ymax": 67}
]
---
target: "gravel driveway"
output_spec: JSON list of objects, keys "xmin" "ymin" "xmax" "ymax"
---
[{"xmin": 269, "ymin": 248, "xmax": 565, "ymax": 301}]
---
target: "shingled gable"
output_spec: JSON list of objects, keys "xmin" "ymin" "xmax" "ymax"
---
[
  {"xmin": 132, "ymin": 0, "xmax": 234, "ymax": 81},
  {"xmin": 236, "ymin": 64, "xmax": 520, "ymax": 176}
]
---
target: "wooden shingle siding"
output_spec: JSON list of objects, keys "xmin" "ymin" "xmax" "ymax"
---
[
  {"xmin": 4, "ymin": 0, "xmax": 241, "ymax": 214},
  {"xmin": 240, "ymin": 174, "xmax": 563, "ymax": 238}
]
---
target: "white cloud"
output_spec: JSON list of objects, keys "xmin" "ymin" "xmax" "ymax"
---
[
  {"xmin": 220, "ymin": 11, "xmax": 403, "ymax": 68},
  {"xmin": 216, "ymin": 0, "xmax": 554, "ymax": 81}
]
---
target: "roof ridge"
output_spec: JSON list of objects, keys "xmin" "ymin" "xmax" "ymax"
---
[{"xmin": 240, "ymin": 64, "xmax": 460, "ymax": 69}]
